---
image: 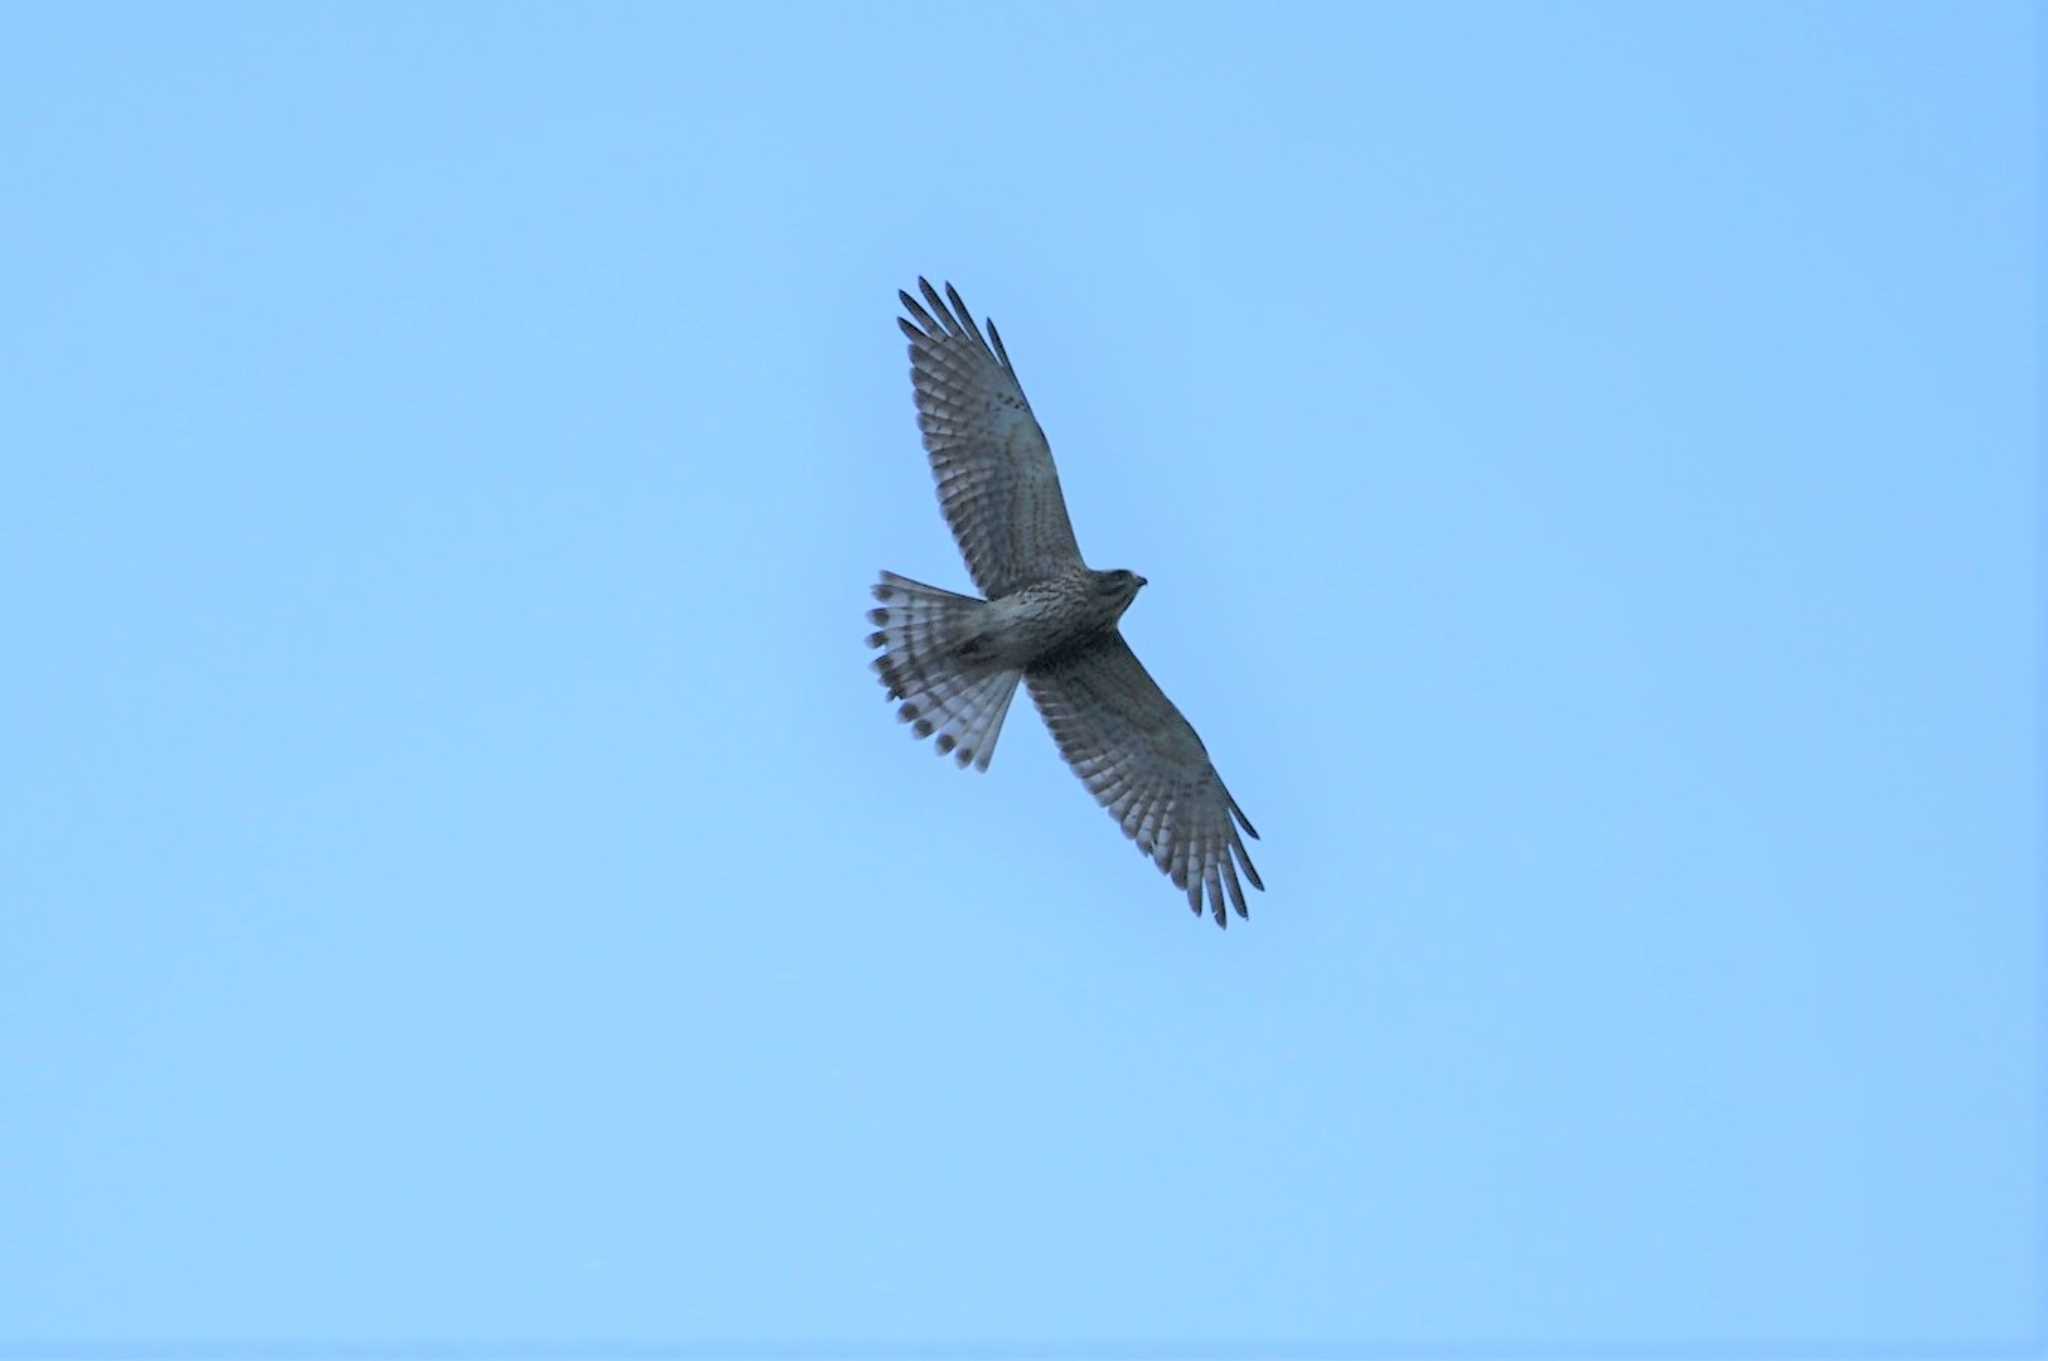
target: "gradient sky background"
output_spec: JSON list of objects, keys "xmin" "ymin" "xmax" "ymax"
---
[{"xmin": 2, "ymin": 2, "xmax": 2037, "ymax": 1352}]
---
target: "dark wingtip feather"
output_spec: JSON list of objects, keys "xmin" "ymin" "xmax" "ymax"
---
[
  {"xmin": 944, "ymin": 282, "xmax": 990, "ymax": 353},
  {"xmin": 918, "ymin": 277, "xmax": 952, "ymax": 331},
  {"xmin": 899, "ymin": 288, "xmax": 942, "ymax": 339},
  {"xmin": 1234, "ymin": 839, "xmax": 1264, "ymax": 893}
]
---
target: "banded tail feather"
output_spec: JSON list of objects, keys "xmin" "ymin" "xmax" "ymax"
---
[{"xmin": 866, "ymin": 571, "xmax": 1022, "ymax": 772}]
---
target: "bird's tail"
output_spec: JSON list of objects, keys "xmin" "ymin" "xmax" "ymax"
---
[{"xmin": 865, "ymin": 571, "xmax": 1022, "ymax": 772}]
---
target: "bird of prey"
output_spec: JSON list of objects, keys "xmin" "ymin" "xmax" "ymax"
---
[{"xmin": 867, "ymin": 278, "xmax": 1262, "ymax": 926}]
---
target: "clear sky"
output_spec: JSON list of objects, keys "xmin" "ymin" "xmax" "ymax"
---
[{"xmin": 1, "ymin": 2, "xmax": 2037, "ymax": 1352}]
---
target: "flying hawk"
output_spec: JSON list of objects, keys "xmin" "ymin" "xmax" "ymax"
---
[{"xmin": 867, "ymin": 279, "xmax": 1263, "ymax": 926}]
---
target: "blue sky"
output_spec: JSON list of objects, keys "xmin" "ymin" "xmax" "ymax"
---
[{"xmin": 1, "ymin": 2, "xmax": 2037, "ymax": 1351}]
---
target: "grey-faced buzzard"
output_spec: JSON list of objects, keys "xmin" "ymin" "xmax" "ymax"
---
[{"xmin": 867, "ymin": 279, "xmax": 1262, "ymax": 927}]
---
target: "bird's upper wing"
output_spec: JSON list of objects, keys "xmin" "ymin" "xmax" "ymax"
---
[
  {"xmin": 898, "ymin": 279, "xmax": 1084, "ymax": 597},
  {"xmin": 1027, "ymin": 633, "xmax": 1262, "ymax": 927}
]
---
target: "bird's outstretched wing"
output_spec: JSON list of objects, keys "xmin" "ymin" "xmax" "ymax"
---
[
  {"xmin": 1027, "ymin": 634, "xmax": 1262, "ymax": 926},
  {"xmin": 898, "ymin": 279, "xmax": 1084, "ymax": 597}
]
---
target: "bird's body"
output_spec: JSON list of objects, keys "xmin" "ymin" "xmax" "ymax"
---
[
  {"xmin": 868, "ymin": 279, "xmax": 1262, "ymax": 926},
  {"xmin": 973, "ymin": 569, "xmax": 1139, "ymax": 667}
]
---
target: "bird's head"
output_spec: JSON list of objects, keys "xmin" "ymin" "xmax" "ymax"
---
[{"xmin": 1096, "ymin": 568, "xmax": 1147, "ymax": 618}]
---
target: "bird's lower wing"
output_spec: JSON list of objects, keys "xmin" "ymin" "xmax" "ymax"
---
[{"xmin": 1026, "ymin": 633, "xmax": 1261, "ymax": 927}]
